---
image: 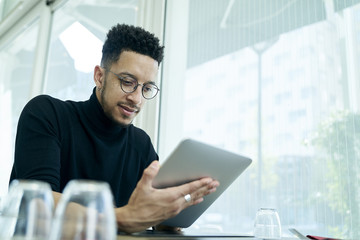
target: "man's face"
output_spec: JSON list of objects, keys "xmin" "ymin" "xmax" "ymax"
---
[{"xmin": 94, "ymin": 51, "xmax": 159, "ymax": 127}]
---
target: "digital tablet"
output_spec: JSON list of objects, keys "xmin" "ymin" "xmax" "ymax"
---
[{"xmin": 152, "ymin": 138, "xmax": 252, "ymax": 228}]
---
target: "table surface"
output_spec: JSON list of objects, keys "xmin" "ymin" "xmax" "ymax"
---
[
  {"xmin": 117, "ymin": 230, "xmax": 298, "ymax": 240},
  {"xmin": 117, "ymin": 237, "xmax": 256, "ymax": 240}
]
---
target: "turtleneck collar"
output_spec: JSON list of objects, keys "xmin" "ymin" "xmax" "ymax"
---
[{"xmin": 83, "ymin": 87, "xmax": 128, "ymax": 137}]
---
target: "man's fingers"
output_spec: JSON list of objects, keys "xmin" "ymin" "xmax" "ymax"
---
[
  {"xmin": 185, "ymin": 178, "xmax": 219, "ymax": 194},
  {"xmin": 138, "ymin": 161, "xmax": 160, "ymax": 187},
  {"xmin": 183, "ymin": 193, "xmax": 204, "ymax": 205},
  {"xmin": 174, "ymin": 178, "xmax": 219, "ymax": 206}
]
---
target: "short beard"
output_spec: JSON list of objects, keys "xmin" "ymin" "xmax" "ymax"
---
[{"xmin": 100, "ymin": 75, "xmax": 133, "ymax": 128}]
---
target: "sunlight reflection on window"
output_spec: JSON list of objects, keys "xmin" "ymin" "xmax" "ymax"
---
[{"xmin": 59, "ymin": 22, "xmax": 102, "ymax": 73}]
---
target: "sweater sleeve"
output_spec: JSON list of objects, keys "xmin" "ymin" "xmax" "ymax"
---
[
  {"xmin": 133, "ymin": 126, "xmax": 159, "ymax": 174},
  {"xmin": 10, "ymin": 95, "xmax": 62, "ymax": 191}
]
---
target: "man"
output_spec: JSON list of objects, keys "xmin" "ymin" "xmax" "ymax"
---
[{"xmin": 9, "ymin": 24, "xmax": 219, "ymax": 233}]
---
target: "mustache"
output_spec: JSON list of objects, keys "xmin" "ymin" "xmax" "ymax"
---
[{"xmin": 118, "ymin": 102, "xmax": 140, "ymax": 112}]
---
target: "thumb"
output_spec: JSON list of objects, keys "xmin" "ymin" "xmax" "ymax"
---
[{"xmin": 140, "ymin": 160, "xmax": 160, "ymax": 187}]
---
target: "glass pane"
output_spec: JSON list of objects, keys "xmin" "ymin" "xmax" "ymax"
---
[
  {"xmin": 160, "ymin": 0, "xmax": 360, "ymax": 239},
  {"xmin": 44, "ymin": 0, "xmax": 139, "ymax": 100},
  {"xmin": 2, "ymin": 0, "xmax": 21, "ymax": 19},
  {"xmin": 0, "ymin": 0, "xmax": 3, "ymax": 20},
  {"xmin": 0, "ymin": 19, "xmax": 39, "ymax": 198}
]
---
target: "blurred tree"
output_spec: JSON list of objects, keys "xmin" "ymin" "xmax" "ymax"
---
[{"xmin": 312, "ymin": 111, "xmax": 360, "ymax": 239}]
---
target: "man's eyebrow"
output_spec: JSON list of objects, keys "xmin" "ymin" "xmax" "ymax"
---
[{"xmin": 118, "ymin": 72, "xmax": 137, "ymax": 80}]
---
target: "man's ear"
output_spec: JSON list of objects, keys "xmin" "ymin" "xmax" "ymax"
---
[{"xmin": 94, "ymin": 65, "xmax": 105, "ymax": 89}]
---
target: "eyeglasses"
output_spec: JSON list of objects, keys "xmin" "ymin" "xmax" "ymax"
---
[{"xmin": 104, "ymin": 68, "xmax": 160, "ymax": 100}]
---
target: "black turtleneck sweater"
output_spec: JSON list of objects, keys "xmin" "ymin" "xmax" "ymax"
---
[{"xmin": 10, "ymin": 88, "xmax": 158, "ymax": 207}]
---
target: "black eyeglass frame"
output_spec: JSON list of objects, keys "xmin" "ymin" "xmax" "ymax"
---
[{"xmin": 103, "ymin": 68, "xmax": 160, "ymax": 100}]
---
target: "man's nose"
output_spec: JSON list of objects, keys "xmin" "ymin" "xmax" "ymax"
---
[{"xmin": 127, "ymin": 85, "xmax": 143, "ymax": 105}]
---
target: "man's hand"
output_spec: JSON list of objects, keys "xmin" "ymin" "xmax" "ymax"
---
[{"xmin": 115, "ymin": 160, "xmax": 219, "ymax": 233}]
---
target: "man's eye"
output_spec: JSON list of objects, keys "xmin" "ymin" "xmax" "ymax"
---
[
  {"xmin": 143, "ymin": 87, "xmax": 152, "ymax": 92},
  {"xmin": 121, "ymin": 79, "xmax": 135, "ymax": 86},
  {"xmin": 143, "ymin": 84, "xmax": 155, "ymax": 92}
]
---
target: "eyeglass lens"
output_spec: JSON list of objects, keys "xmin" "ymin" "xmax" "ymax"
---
[
  {"xmin": 120, "ymin": 78, "xmax": 159, "ymax": 99},
  {"xmin": 104, "ymin": 68, "xmax": 159, "ymax": 99}
]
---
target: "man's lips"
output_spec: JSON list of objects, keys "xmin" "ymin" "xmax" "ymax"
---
[{"xmin": 119, "ymin": 104, "xmax": 139, "ymax": 115}]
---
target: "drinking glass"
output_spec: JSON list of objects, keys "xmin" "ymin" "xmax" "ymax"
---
[
  {"xmin": 50, "ymin": 180, "xmax": 116, "ymax": 240},
  {"xmin": 254, "ymin": 208, "xmax": 281, "ymax": 239},
  {"xmin": 0, "ymin": 179, "xmax": 54, "ymax": 240}
]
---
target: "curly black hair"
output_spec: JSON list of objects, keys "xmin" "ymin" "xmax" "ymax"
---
[{"xmin": 101, "ymin": 24, "xmax": 164, "ymax": 69}]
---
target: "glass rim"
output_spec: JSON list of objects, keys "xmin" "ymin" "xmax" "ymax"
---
[
  {"xmin": 62, "ymin": 180, "xmax": 113, "ymax": 194},
  {"xmin": 103, "ymin": 67, "xmax": 160, "ymax": 99},
  {"xmin": 258, "ymin": 207, "xmax": 277, "ymax": 211},
  {"xmin": 9, "ymin": 179, "xmax": 52, "ymax": 191},
  {"xmin": 121, "ymin": 82, "xmax": 159, "ymax": 99}
]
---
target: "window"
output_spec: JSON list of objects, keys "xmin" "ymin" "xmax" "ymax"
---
[
  {"xmin": 44, "ymin": 0, "xmax": 139, "ymax": 100},
  {"xmin": 159, "ymin": 0, "xmax": 360, "ymax": 238},
  {"xmin": 0, "ymin": 0, "xmax": 21, "ymax": 20},
  {"xmin": 0, "ymin": 0, "xmax": 359, "ymax": 238},
  {"xmin": 0, "ymin": 0, "xmax": 142, "ymax": 202},
  {"xmin": 0, "ymin": 18, "xmax": 39, "ymax": 198}
]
